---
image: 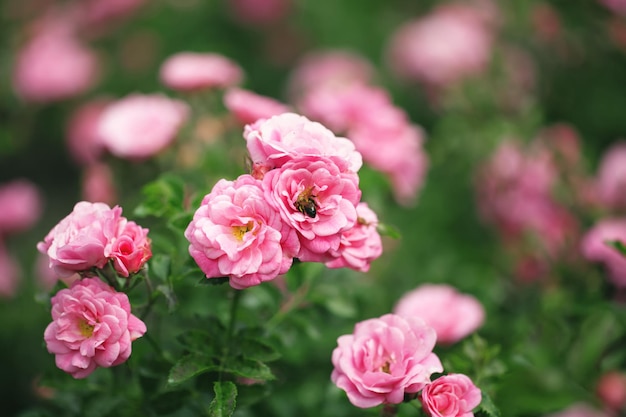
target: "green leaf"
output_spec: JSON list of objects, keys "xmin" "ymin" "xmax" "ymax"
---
[
  {"xmin": 208, "ymin": 381, "xmax": 237, "ymax": 417},
  {"xmin": 156, "ymin": 284, "xmax": 178, "ymax": 312},
  {"xmin": 607, "ymin": 239, "xmax": 626, "ymax": 258},
  {"xmin": 149, "ymin": 254, "xmax": 171, "ymax": 282},
  {"xmin": 149, "ymin": 389, "xmax": 191, "ymax": 415},
  {"xmin": 223, "ymin": 356, "xmax": 275, "ymax": 381},
  {"xmin": 476, "ymin": 391, "xmax": 501, "ymax": 417},
  {"xmin": 235, "ymin": 335, "xmax": 281, "ymax": 363},
  {"xmin": 167, "ymin": 353, "xmax": 219, "ymax": 386},
  {"xmin": 135, "ymin": 174, "xmax": 186, "ymax": 218},
  {"xmin": 377, "ymin": 222, "xmax": 401, "ymax": 239}
]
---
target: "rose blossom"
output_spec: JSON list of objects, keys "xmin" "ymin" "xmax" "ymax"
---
[
  {"xmin": 393, "ymin": 284, "xmax": 485, "ymax": 345},
  {"xmin": 545, "ymin": 403, "xmax": 609, "ymax": 417},
  {"xmin": 244, "ymin": 112, "xmax": 363, "ymax": 173},
  {"xmin": 325, "ymin": 202, "xmax": 383, "ymax": 272},
  {"xmin": 594, "ymin": 141, "xmax": 626, "ymax": 210},
  {"xmin": 263, "ymin": 156, "xmax": 361, "ymax": 262},
  {"xmin": 37, "ymin": 202, "xmax": 122, "ymax": 278},
  {"xmin": 81, "ymin": 163, "xmax": 117, "ymax": 206},
  {"xmin": 97, "ymin": 94, "xmax": 190, "ymax": 160},
  {"xmin": 223, "ymin": 88, "xmax": 291, "ymax": 125},
  {"xmin": 580, "ymin": 218, "xmax": 626, "ymax": 287},
  {"xmin": 331, "ymin": 313, "xmax": 443, "ymax": 408},
  {"xmin": 106, "ymin": 218, "xmax": 151, "ymax": 277},
  {"xmin": 0, "ymin": 179, "xmax": 43, "ymax": 236},
  {"xmin": 596, "ymin": 371, "xmax": 626, "ymax": 412},
  {"xmin": 159, "ymin": 52, "xmax": 244, "ymax": 92},
  {"xmin": 44, "ymin": 277, "xmax": 146, "ymax": 379},
  {"xmin": 599, "ymin": 0, "xmax": 626, "ymax": 15},
  {"xmin": 420, "ymin": 374, "xmax": 482, "ymax": 417},
  {"xmin": 185, "ymin": 175, "xmax": 299, "ymax": 289},
  {"xmin": 66, "ymin": 98, "xmax": 110, "ymax": 166}
]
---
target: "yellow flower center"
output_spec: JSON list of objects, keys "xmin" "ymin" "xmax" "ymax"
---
[
  {"xmin": 79, "ymin": 319, "xmax": 95, "ymax": 337},
  {"xmin": 232, "ymin": 221, "xmax": 254, "ymax": 241},
  {"xmin": 381, "ymin": 361, "xmax": 391, "ymax": 374}
]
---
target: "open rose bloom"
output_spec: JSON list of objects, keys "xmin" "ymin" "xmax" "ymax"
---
[
  {"xmin": 331, "ymin": 314, "xmax": 443, "ymax": 408},
  {"xmin": 159, "ymin": 52, "xmax": 244, "ymax": 92},
  {"xmin": 420, "ymin": 374, "xmax": 482, "ymax": 417},
  {"xmin": 44, "ymin": 277, "xmax": 146, "ymax": 378}
]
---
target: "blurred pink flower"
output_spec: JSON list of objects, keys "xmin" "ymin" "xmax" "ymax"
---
[
  {"xmin": 386, "ymin": 3, "xmax": 494, "ymax": 88},
  {"xmin": 66, "ymin": 99, "xmax": 110, "ymax": 166},
  {"xmin": 0, "ymin": 179, "xmax": 43, "ymax": 236},
  {"xmin": 227, "ymin": 0, "xmax": 292, "ymax": 26},
  {"xmin": 159, "ymin": 52, "xmax": 244, "ymax": 92},
  {"xmin": 393, "ymin": 284, "xmax": 485, "ymax": 345},
  {"xmin": 325, "ymin": 203, "xmax": 383, "ymax": 272},
  {"xmin": 263, "ymin": 156, "xmax": 361, "ymax": 262},
  {"xmin": 185, "ymin": 175, "xmax": 298, "ymax": 289},
  {"xmin": 12, "ymin": 19, "xmax": 99, "ymax": 103},
  {"xmin": 580, "ymin": 218, "xmax": 626, "ymax": 287},
  {"xmin": 599, "ymin": 0, "xmax": 626, "ymax": 15},
  {"xmin": 244, "ymin": 112, "xmax": 362, "ymax": 173},
  {"xmin": 0, "ymin": 241, "xmax": 20, "ymax": 298},
  {"xmin": 596, "ymin": 371, "xmax": 626, "ymax": 412},
  {"xmin": 97, "ymin": 94, "xmax": 190, "ymax": 160},
  {"xmin": 73, "ymin": 0, "xmax": 146, "ymax": 28},
  {"xmin": 420, "ymin": 374, "xmax": 482, "ymax": 417},
  {"xmin": 545, "ymin": 403, "xmax": 608, "ymax": 417},
  {"xmin": 331, "ymin": 313, "xmax": 443, "ymax": 408},
  {"xmin": 223, "ymin": 87, "xmax": 291, "ymax": 125},
  {"xmin": 43, "ymin": 277, "xmax": 146, "ymax": 379},
  {"xmin": 595, "ymin": 141, "xmax": 626, "ymax": 211},
  {"xmin": 81, "ymin": 163, "xmax": 117, "ymax": 206},
  {"xmin": 106, "ymin": 219, "xmax": 151, "ymax": 277}
]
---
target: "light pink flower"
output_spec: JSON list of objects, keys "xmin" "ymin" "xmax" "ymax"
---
[
  {"xmin": 545, "ymin": 403, "xmax": 609, "ymax": 417},
  {"xmin": 227, "ymin": 0, "xmax": 292, "ymax": 26},
  {"xmin": 386, "ymin": 4, "xmax": 493, "ymax": 88},
  {"xmin": 331, "ymin": 313, "xmax": 443, "ymax": 408},
  {"xmin": 0, "ymin": 179, "xmax": 43, "ymax": 236},
  {"xmin": 596, "ymin": 371, "xmax": 626, "ymax": 412},
  {"xmin": 185, "ymin": 175, "xmax": 298, "ymax": 289},
  {"xmin": 12, "ymin": 19, "xmax": 99, "ymax": 103},
  {"xmin": 263, "ymin": 156, "xmax": 361, "ymax": 262},
  {"xmin": 599, "ymin": 0, "xmax": 626, "ymax": 15},
  {"xmin": 420, "ymin": 374, "xmax": 482, "ymax": 417},
  {"xmin": 37, "ymin": 202, "xmax": 122, "ymax": 278},
  {"xmin": 81, "ymin": 163, "xmax": 117, "ymax": 206},
  {"xmin": 244, "ymin": 112, "xmax": 362, "ymax": 173},
  {"xmin": 159, "ymin": 52, "xmax": 244, "ymax": 92},
  {"xmin": 0, "ymin": 241, "xmax": 20, "ymax": 298},
  {"xmin": 74, "ymin": 0, "xmax": 146, "ymax": 28},
  {"xmin": 43, "ymin": 277, "xmax": 146, "ymax": 379},
  {"xmin": 580, "ymin": 218, "xmax": 626, "ymax": 287},
  {"xmin": 223, "ymin": 88, "xmax": 291, "ymax": 125},
  {"xmin": 66, "ymin": 99, "xmax": 110, "ymax": 166},
  {"xmin": 595, "ymin": 142, "xmax": 626, "ymax": 211},
  {"xmin": 393, "ymin": 284, "xmax": 485, "ymax": 345},
  {"xmin": 98, "ymin": 94, "xmax": 189, "ymax": 160},
  {"xmin": 325, "ymin": 203, "xmax": 383, "ymax": 272},
  {"xmin": 106, "ymin": 219, "xmax": 151, "ymax": 277}
]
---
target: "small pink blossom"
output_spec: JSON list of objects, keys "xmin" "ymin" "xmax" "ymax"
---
[
  {"xmin": 393, "ymin": 284, "xmax": 485, "ymax": 345},
  {"xmin": 97, "ymin": 94, "xmax": 190, "ymax": 160},
  {"xmin": 43, "ymin": 277, "xmax": 146, "ymax": 379},
  {"xmin": 106, "ymin": 219, "xmax": 151, "ymax": 277},
  {"xmin": 0, "ymin": 179, "xmax": 43, "ymax": 236},
  {"xmin": 66, "ymin": 99, "xmax": 110, "ymax": 166},
  {"xmin": 420, "ymin": 374, "xmax": 482, "ymax": 417},
  {"xmin": 580, "ymin": 218, "xmax": 626, "ymax": 287},
  {"xmin": 81, "ymin": 163, "xmax": 117, "ymax": 206},
  {"xmin": 599, "ymin": 0, "xmax": 626, "ymax": 15},
  {"xmin": 74, "ymin": 0, "xmax": 146, "ymax": 28},
  {"xmin": 223, "ymin": 88, "xmax": 291, "ymax": 125},
  {"xmin": 0, "ymin": 241, "xmax": 20, "ymax": 298},
  {"xmin": 263, "ymin": 156, "xmax": 361, "ymax": 262},
  {"xmin": 595, "ymin": 141, "xmax": 626, "ymax": 211},
  {"xmin": 227, "ymin": 0, "xmax": 292, "ymax": 26},
  {"xmin": 331, "ymin": 313, "xmax": 443, "ymax": 408},
  {"xmin": 244, "ymin": 112, "xmax": 362, "ymax": 173},
  {"xmin": 159, "ymin": 52, "xmax": 244, "ymax": 92},
  {"xmin": 596, "ymin": 371, "xmax": 626, "ymax": 412},
  {"xmin": 185, "ymin": 175, "xmax": 298, "ymax": 289},
  {"xmin": 325, "ymin": 203, "xmax": 383, "ymax": 272}
]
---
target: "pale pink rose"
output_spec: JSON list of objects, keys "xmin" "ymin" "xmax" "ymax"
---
[
  {"xmin": 105, "ymin": 219, "xmax": 151, "ymax": 277},
  {"xmin": 325, "ymin": 203, "xmax": 383, "ymax": 272},
  {"xmin": 43, "ymin": 277, "xmax": 146, "ymax": 379},
  {"xmin": 74, "ymin": 0, "xmax": 146, "ymax": 28},
  {"xmin": 244, "ymin": 112, "xmax": 362, "ymax": 173},
  {"xmin": 98, "ymin": 94, "xmax": 190, "ymax": 160},
  {"xmin": 227, "ymin": 0, "xmax": 292, "ymax": 26},
  {"xmin": 595, "ymin": 142, "xmax": 626, "ymax": 210},
  {"xmin": 263, "ymin": 156, "xmax": 361, "ymax": 262},
  {"xmin": 0, "ymin": 179, "xmax": 43, "ymax": 235},
  {"xmin": 223, "ymin": 88, "xmax": 291, "ymax": 125},
  {"xmin": 599, "ymin": 0, "xmax": 626, "ymax": 15},
  {"xmin": 81, "ymin": 163, "xmax": 117, "ymax": 205},
  {"xmin": 386, "ymin": 4, "xmax": 493, "ymax": 88},
  {"xmin": 0, "ymin": 241, "xmax": 20, "ymax": 298},
  {"xmin": 159, "ymin": 52, "xmax": 244, "ymax": 92},
  {"xmin": 580, "ymin": 218, "xmax": 626, "ymax": 287},
  {"xmin": 596, "ymin": 371, "xmax": 626, "ymax": 412},
  {"xmin": 545, "ymin": 403, "xmax": 608, "ymax": 417},
  {"xmin": 66, "ymin": 99, "xmax": 110, "ymax": 166},
  {"xmin": 420, "ymin": 374, "xmax": 482, "ymax": 417},
  {"xmin": 393, "ymin": 284, "xmax": 485, "ymax": 345},
  {"xmin": 12, "ymin": 19, "xmax": 99, "ymax": 103},
  {"xmin": 37, "ymin": 202, "xmax": 122, "ymax": 278},
  {"xmin": 185, "ymin": 175, "xmax": 298, "ymax": 289},
  {"xmin": 331, "ymin": 313, "xmax": 443, "ymax": 408}
]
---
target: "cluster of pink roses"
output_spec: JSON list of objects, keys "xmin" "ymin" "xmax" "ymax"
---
[
  {"xmin": 37, "ymin": 201, "xmax": 151, "ymax": 378},
  {"xmin": 185, "ymin": 112, "xmax": 383, "ymax": 289}
]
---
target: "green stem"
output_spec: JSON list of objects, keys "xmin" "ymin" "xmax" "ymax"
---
[{"xmin": 219, "ymin": 289, "xmax": 242, "ymax": 381}]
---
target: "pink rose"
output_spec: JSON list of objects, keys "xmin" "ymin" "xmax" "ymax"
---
[
  {"xmin": 325, "ymin": 202, "xmax": 383, "ymax": 272},
  {"xmin": 599, "ymin": 0, "xmax": 626, "ymax": 15},
  {"xmin": 65, "ymin": 98, "xmax": 110, "ymax": 166},
  {"xmin": 244, "ymin": 112, "xmax": 363, "ymax": 173},
  {"xmin": 595, "ymin": 141, "xmax": 626, "ymax": 210},
  {"xmin": 596, "ymin": 371, "xmax": 626, "ymax": 412},
  {"xmin": 580, "ymin": 218, "xmax": 626, "ymax": 287},
  {"xmin": 37, "ymin": 202, "xmax": 122, "ymax": 278},
  {"xmin": 0, "ymin": 179, "xmax": 43, "ymax": 236},
  {"xmin": 81, "ymin": 163, "xmax": 117, "ymax": 206},
  {"xmin": 43, "ymin": 277, "xmax": 146, "ymax": 379},
  {"xmin": 159, "ymin": 52, "xmax": 244, "ymax": 92},
  {"xmin": 420, "ymin": 374, "xmax": 482, "ymax": 417},
  {"xmin": 106, "ymin": 219, "xmax": 151, "ymax": 277},
  {"xmin": 0, "ymin": 241, "xmax": 20, "ymax": 298},
  {"xmin": 97, "ymin": 94, "xmax": 189, "ymax": 160},
  {"xmin": 223, "ymin": 87, "xmax": 291, "ymax": 125},
  {"xmin": 331, "ymin": 313, "xmax": 443, "ymax": 408},
  {"xmin": 185, "ymin": 175, "xmax": 298, "ymax": 289},
  {"xmin": 263, "ymin": 156, "xmax": 361, "ymax": 262},
  {"xmin": 393, "ymin": 284, "xmax": 485, "ymax": 345}
]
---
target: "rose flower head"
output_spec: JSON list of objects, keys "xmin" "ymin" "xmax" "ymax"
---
[
  {"xmin": 420, "ymin": 373, "xmax": 482, "ymax": 417},
  {"xmin": 159, "ymin": 52, "xmax": 244, "ymax": 92}
]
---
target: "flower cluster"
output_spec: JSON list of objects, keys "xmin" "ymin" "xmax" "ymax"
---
[{"xmin": 185, "ymin": 112, "xmax": 383, "ymax": 289}]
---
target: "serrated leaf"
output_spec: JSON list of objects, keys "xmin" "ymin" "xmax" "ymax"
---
[
  {"xmin": 477, "ymin": 391, "xmax": 501, "ymax": 417},
  {"xmin": 167, "ymin": 353, "xmax": 219, "ymax": 386},
  {"xmin": 208, "ymin": 381, "xmax": 237, "ymax": 417},
  {"xmin": 223, "ymin": 356, "xmax": 275, "ymax": 381},
  {"xmin": 235, "ymin": 336, "xmax": 281, "ymax": 363},
  {"xmin": 135, "ymin": 174, "xmax": 186, "ymax": 218}
]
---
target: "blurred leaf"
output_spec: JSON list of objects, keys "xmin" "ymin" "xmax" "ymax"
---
[
  {"xmin": 156, "ymin": 284, "xmax": 178, "ymax": 312},
  {"xmin": 607, "ymin": 240, "xmax": 626, "ymax": 258},
  {"xmin": 223, "ymin": 356, "xmax": 275, "ymax": 382},
  {"xmin": 149, "ymin": 254, "xmax": 171, "ymax": 282},
  {"xmin": 167, "ymin": 353, "xmax": 219, "ymax": 386},
  {"xmin": 476, "ymin": 391, "xmax": 501, "ymax": 417},
  {"xmin": 135, "ymin": 174, "xmax": 186, "ymax": 219},
  {"xmin": 377, "ymin": 222, "xmax": 402, "ymax": 239},
  {"xmin": 208, "ymin": 381, "xmax": 237, "ymax": 417},
  {"xmin": 234, "ymin": 333, "xmax": 281, "ymax": 363},
  {"xmin": 149, "ymin": 389, "xmax": 192, "ymax": 415}
]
